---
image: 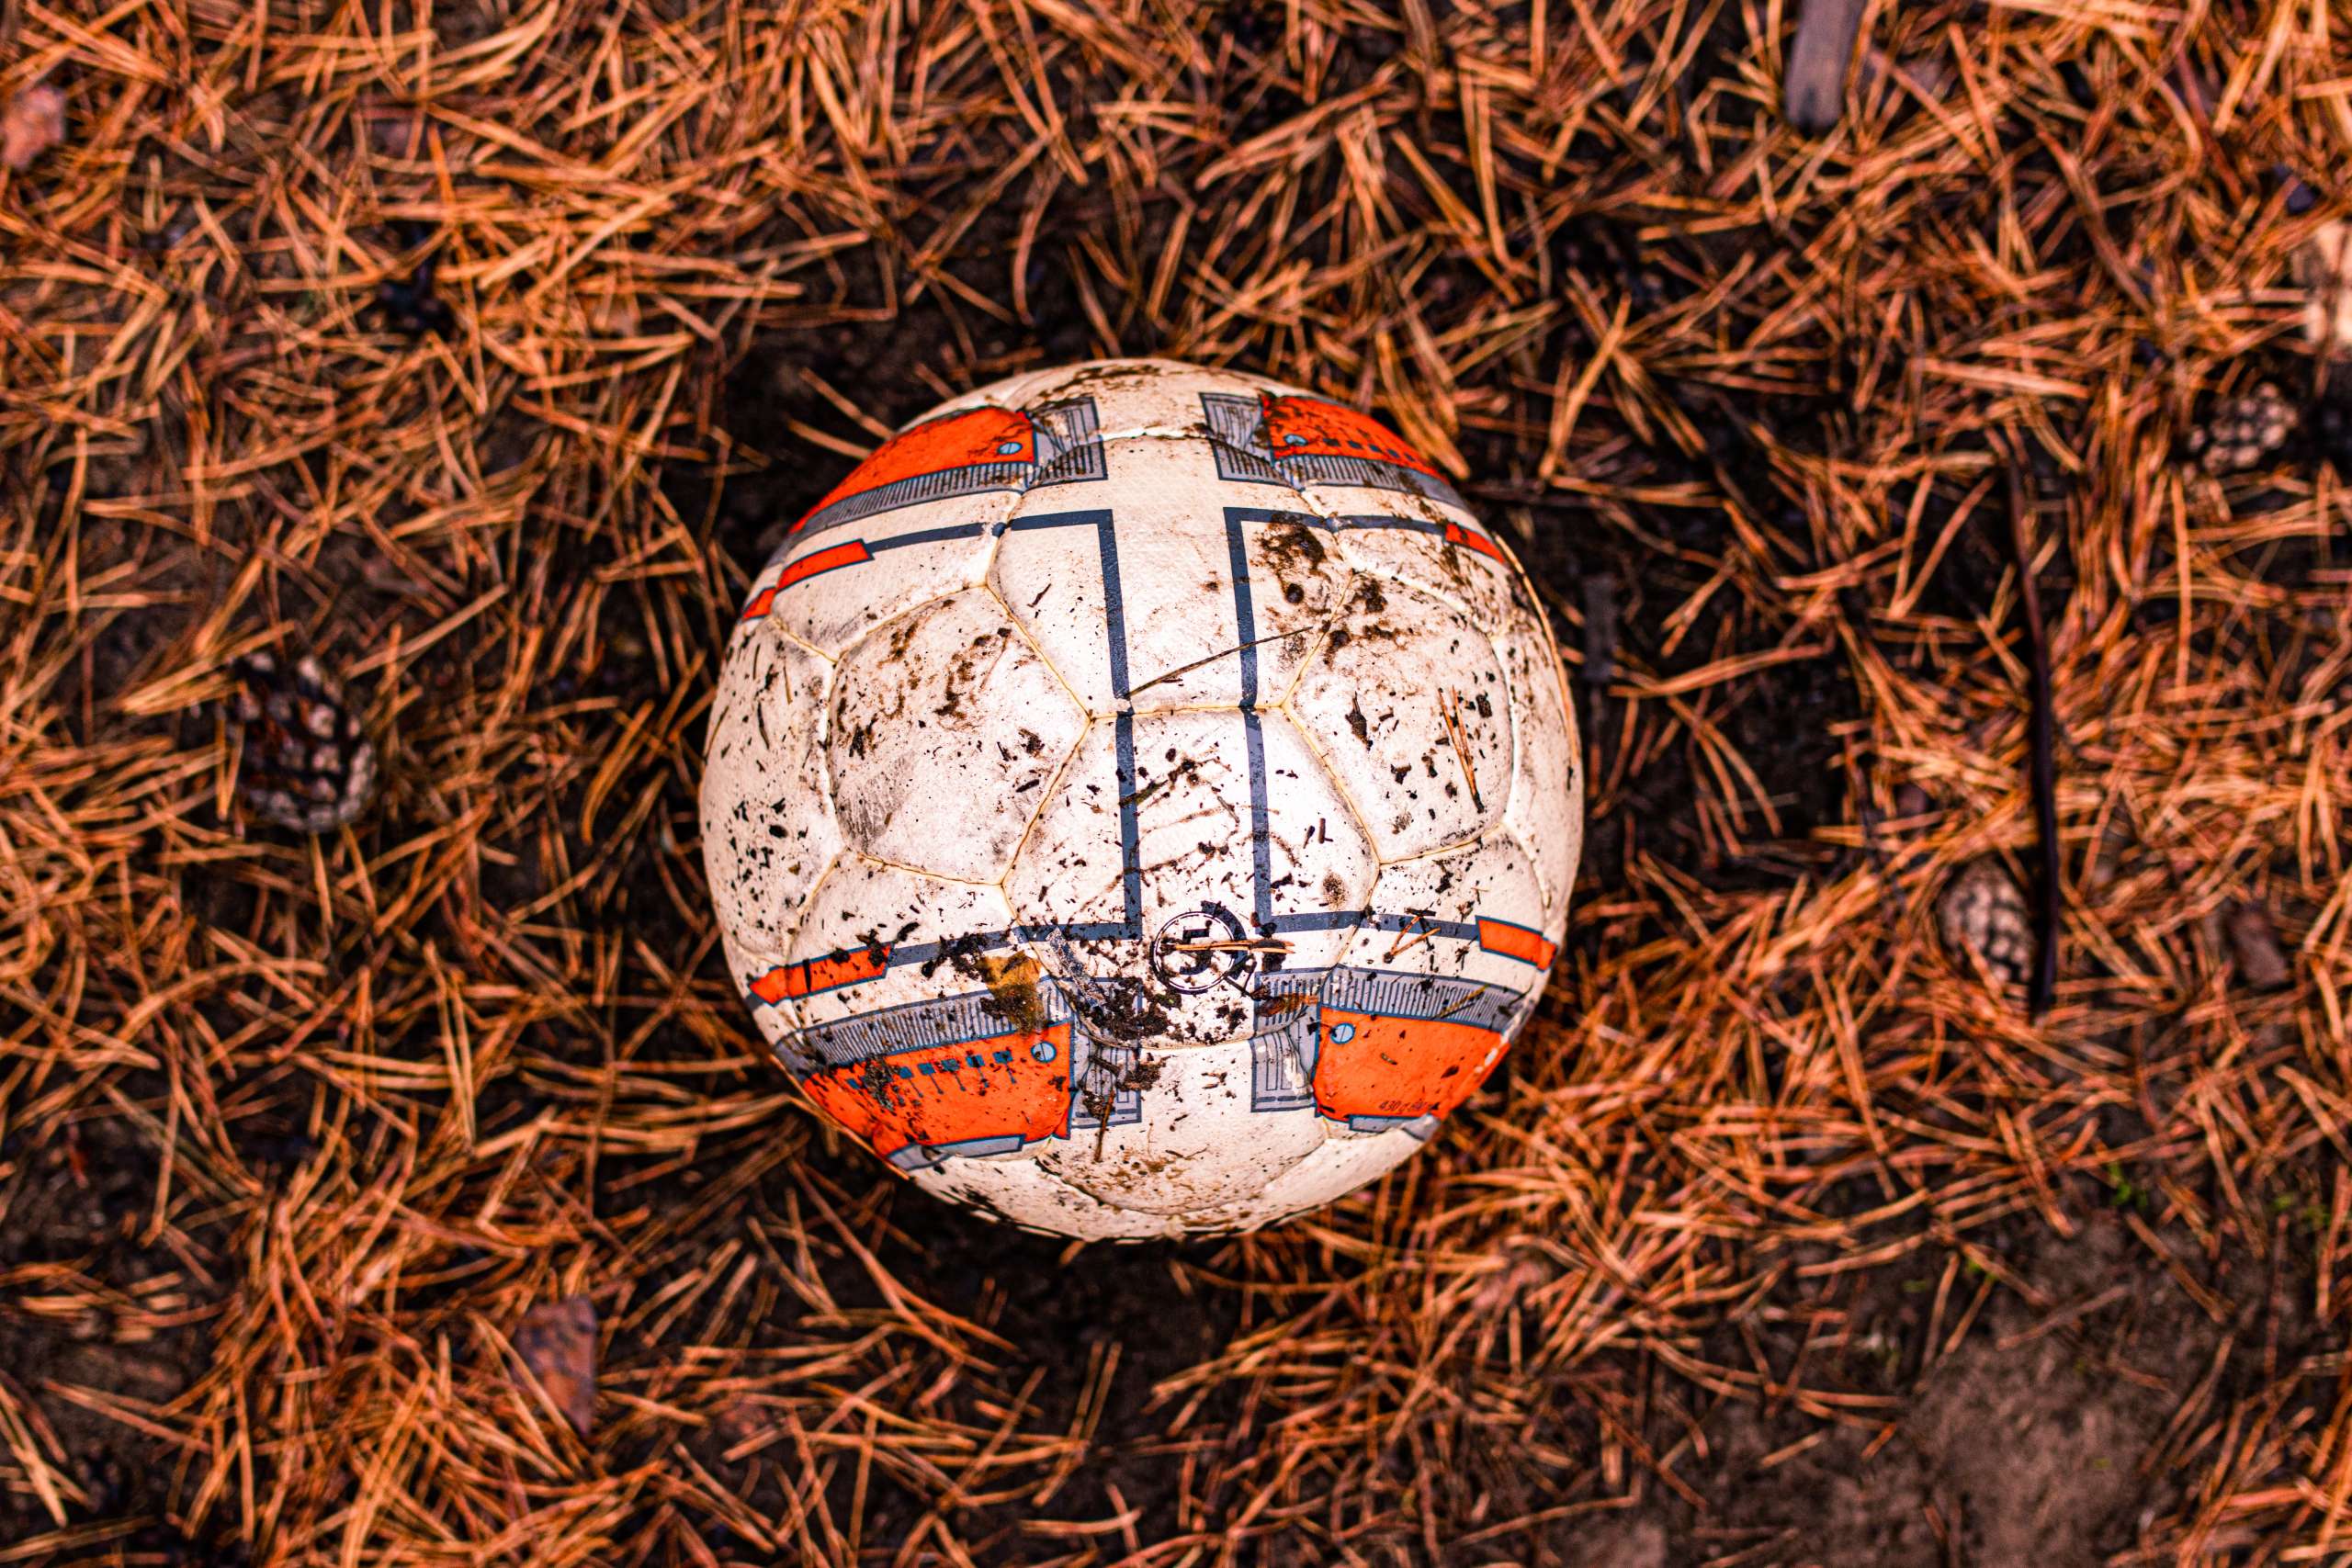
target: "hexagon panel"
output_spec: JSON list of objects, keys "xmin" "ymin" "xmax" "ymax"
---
[
  {"xmin": 826, "ymin": 588, "xmax": 1083, "ymax": 884},
  {"xmin": 700, "ymin": 628, "xmax": 840, "ymax": 953},
  {"xmin": 1286, "ymin": 574, "xmax": 1513, "ymax": 861},
  {"xmin": 776, "ymin": 858, "xmax": 1012, "ymax": 1025},
  {"xmin": 749, "ymin": 486, "xmax": 1014, "ymax": 658},
  {"xmin": 1324, "ymin": 499, "xmax": 1533, "ymax": 628},
  {"xmin": 1493, "ymin": 610, "xmax": 1583, "ymax": 925}
]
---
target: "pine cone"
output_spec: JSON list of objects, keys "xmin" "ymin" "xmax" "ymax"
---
[
  {"xmin": 1938, "ymin": 859, "xmax": 2033, "ymax": 989},
  {"xmin": 225, "ymin": 651, "xmax": 378, "ymax": 831},
  {"xmin": 2187, "ymin": 382, "xmax": 2297, "ymax": 475}
]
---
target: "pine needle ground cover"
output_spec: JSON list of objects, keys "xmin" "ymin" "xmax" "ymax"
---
[{"xmin": 3, "ymin": 2, "xmax": 2348, "ymax": 1563}]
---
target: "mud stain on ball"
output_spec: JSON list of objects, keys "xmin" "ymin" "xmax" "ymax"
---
[
  {"xmin": 1059, "ymin": 969, "xmax": 1182, "ymax": 1043},
  {"xmin": 1036, "ymin": 359, "xmax": 1170, "ymax": 400},
  {"xmin": 1256, "ymin": 519, "xmax": 1329, "ymax": 613},
  {"xmin": 1081, "ymin": 1053, "xmax": 1166, "ymax": 1159}
]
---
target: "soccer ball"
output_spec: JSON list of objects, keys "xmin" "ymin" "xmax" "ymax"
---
[{"xmin": 702, "ymin": 358, "xmax": 1581, "ymax": 1239}]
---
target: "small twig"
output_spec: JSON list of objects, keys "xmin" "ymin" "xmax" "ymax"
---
[
  {"xmin": 1437, "ymin": 688, "xmax": 1481, "ymax": 807},
  {"xmin": 1127, "ymin": 626, "xmax": 1319, "ymax": 699},
  {"xmin": 1381, "ymin": 917, "xmax": 1438, "ymax": 963},
  {"xmin": 1996, "ymin": 435, "xmax": 2060, "ymax": 1018},
  {"xmin": 1579, "ymin": 570, "xmax": 1619, "ymax": 796},
  {"xmin": 1159, "ymin": 938, "xmax": 1291, "ymax": 955}
]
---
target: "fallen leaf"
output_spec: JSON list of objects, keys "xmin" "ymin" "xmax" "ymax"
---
[
  {"xmin": 2225, "ymin": 901, "xmax": 2293, "ymax": 992},
  {"xmin": 2, "ymin": 84, "xmax": 66, "ymax": 172},
  {"xmin": 1785, "ymin": 0, "xmax": 1868, "ymax": 133},
  {"xmin": 512, "ymin": 1297, "xmax": 597, "ymax": 1437}
]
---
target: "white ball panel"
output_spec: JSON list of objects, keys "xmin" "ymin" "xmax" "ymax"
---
[
  {"xmin": 780, "ymin": 858, "xmax": 1014, "ymax": 1026},
  {"xmin": 1034, "ymin": 1038, "xmax": 1325, "ymax": 1218},
  {"xmin": 825, "ymin": 588, "xmax": 1084, "ymax": 884},
  {"xmin": 1217, "ymin": 1122, "xmax": 1429, "ymax": 1225},
  {"xmin": 700, "ymin": 629, "xmax": 840, "ymax": 953},
  {"xmin": 749, "ymin": 489, "xmax": 1010, "ymax": 658},
  {"xmin": 1285, "ymin": 575, "xmax": 1513, "ymax": 861},
  {"xmin": 1317, "ymin": 495, "xmax": 1532, "ymax": 629},
  {"xmin": 910, "ymin": 1156, "xmax": 1183, "ymax": 1240},
  {"xmin": 1494, "ymin": 611, "xmax": 1583, "ymax": 931},
  {"xmin": 1338, "ymin": 835, "xmax": 1554, "ymax": 991}
]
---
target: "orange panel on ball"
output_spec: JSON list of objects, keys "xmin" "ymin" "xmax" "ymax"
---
[
  {"xmin": 799, "ymin": 1023, "xmax": 1072, "ymax": 1165},
  {"xmin": 1475, "ymin": 916, "xmax": 1558, "ymax": 969},
  {"xmin": 1258, "ymin": 394, "xmax": 1443, "ymax": 477},
  {"xmin": 752, "ymin": 946, "xmax": 891, "ymax": 1003},
  {"xmin": 1443, "ymin": 521, "xmax": 1506, "ymax": 562},
  {"xmin": 800, "ymin": 406, "xmax": 1035, "ymax": 525},
  {"xmin": 1310, "ymin": 1008, "xmax": 1503, "ymax": 1123}
]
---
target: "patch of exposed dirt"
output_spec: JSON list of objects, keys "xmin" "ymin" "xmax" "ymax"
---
[
  {"xmin": 0, "ymin": 1120, "xmax": 214, "ymax": 1545},
  {"xmin": 1550, "ymin": 1200, "xmax": 2290, "ymax": 1568}
]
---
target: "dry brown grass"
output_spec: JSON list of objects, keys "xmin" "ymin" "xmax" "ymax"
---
[{"xmin": 3, "ymin": 0, "xmax": 2349, "ymax": 1563}]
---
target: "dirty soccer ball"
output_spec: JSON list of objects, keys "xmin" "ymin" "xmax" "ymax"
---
[{"xmin": 702, "ymin": 358, "xmax": 1582, "ymax": 1239}]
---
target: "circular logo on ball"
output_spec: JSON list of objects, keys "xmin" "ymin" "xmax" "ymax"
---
[{"xmin": 1148, "ymin": 904, "xmax": 1257, "ymax": 993}]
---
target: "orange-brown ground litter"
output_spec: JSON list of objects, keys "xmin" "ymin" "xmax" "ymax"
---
[{"xmin": 3, "ymin": 1, "xmax": 2349, "ymax": 1563}]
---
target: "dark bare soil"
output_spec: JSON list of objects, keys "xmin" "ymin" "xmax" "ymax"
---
[{"xmin": 1565, "ymin": 1194, "xmax": 2312, "ymax": 1568}]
